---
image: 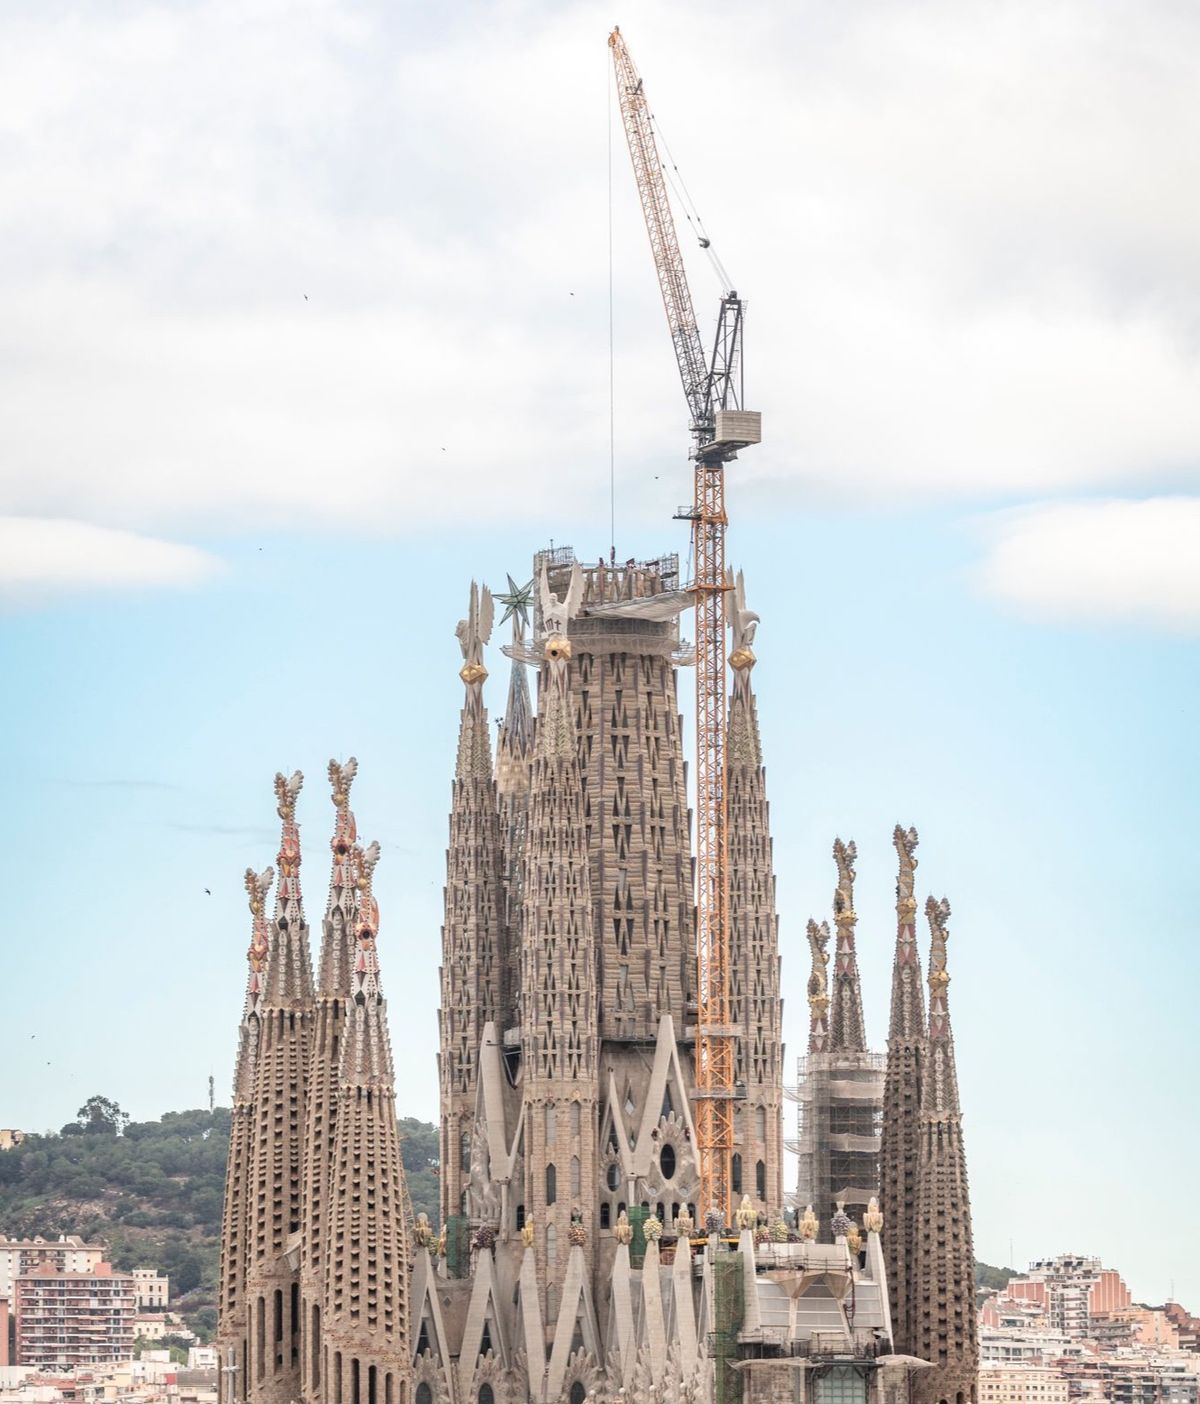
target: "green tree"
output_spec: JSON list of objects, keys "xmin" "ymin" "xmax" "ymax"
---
[{"xmin": 77, "ymin": 1095, "xmax": 130, "ymax": 1136}]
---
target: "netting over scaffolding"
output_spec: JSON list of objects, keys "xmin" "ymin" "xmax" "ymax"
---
[{"xmin": 788, "ymin": 1050, "xmax": 884, "ymax": 1225}]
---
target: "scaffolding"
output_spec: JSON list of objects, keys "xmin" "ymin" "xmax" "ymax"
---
[{"xmin": 788, "ymin": 1050, "xmax": 884, "ymax": 1226}]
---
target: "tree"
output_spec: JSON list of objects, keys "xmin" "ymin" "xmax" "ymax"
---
[{"xmin": 77, "ymin": 1096, "xmax": 129, "ymax": 1136}]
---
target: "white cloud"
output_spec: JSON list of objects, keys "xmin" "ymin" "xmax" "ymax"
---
[
  {"xmin": 0, "ymin": 0, "xmax": 1198, "ymax": 539},
  {"xmin": 0, "ymin": 517, "xmax": 222, "ymax": 601},
  {"xmin": 976, "ymin": 497, "xmax": 1200, "ymax": 630}
]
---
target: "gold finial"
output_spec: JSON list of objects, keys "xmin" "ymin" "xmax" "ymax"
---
[
  {"xmin": 729, "ymin": 646, "xmax": 756, "ymax": 672},
  {"xmin": 864, "ymin": 1197, "xmax": 884, "ymax": 1235},
  {"xmin": 544, "ymin": 634, "xmax": 572, "ymax": 663},
  {"xmin": 736, "ymin": 1195, "xmax": 756, "ymax": 1231},
  {"xmin": 832, "ymin": 838, "xmax": 857, "ymax": 925},
  {"xmin": 459, "ymin": 661, "xmax": 488, "ymax": 686},
  {"xmin": 847, "ymin": 1222, "xmax": 862, "ymax": 1255},
  {"xmin": 244, "ymin": 866, "xmax": 273, "ymax": 973},
  {"xmin": 799, "ymin": 1204, "xmax": 819, "ymax": 1242},
  {"xmin": 520, "ymin": 1218, "xmax": 535, "ymax": 1249}
]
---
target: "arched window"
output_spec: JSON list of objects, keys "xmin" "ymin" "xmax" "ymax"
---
[
  {"xmin": 460, "ymin": 1131, "xmax": 470, "ymax": 1175},
  {"xmin": 546, "ymin": 1224, "xmax": 558, "ymax": 1265},
  {"xmin": 731, "ymin": 1153, "xmax": 742, "ymax": 1194},
  {"xmin": 546, "ymin": 1163, "xmax": 557, "ymax": 1205},
  {"xmin": 600, "ymin": 1203, "xmax": 611, "ymax": 1230},
  {"xmin": 515, "ymin": 1203, "xmax": 525, "ymax": 1231},
  {"xmin": 606, "ymin": 1161, "xmax": 620, "ymax": 1192},
  {"xmin": 756, "ymin": 1106, "xmax": 767, "ymax": 1140},
  {"xmin": 570, "ymin": 1103, "xmax": 581, "ymax": 1136},
  {"xmin": 415, "ymin": 1385, "xmax": 432, "ymax": 1404},
  {"xmin": 756, "ymin": 1159, "xmax": 766, "ymax": 1199},
  {"xmin": 570, "ymin": 1155, "xmax": 581, "ymax": 1197},
  {"xmin": 660, "ymin": 1143, "xmax": 676, "ymax": 1181},
  {"xmin": 478, "ymin": 1385, "xmax": 495, "ymax": 1404},
  {"xmin": 570, "ymin": 1383, "xmax": 587, "ymax": 1404},
  {"xmin": 656, "ymin": 1202, "xmax": 665, "ymax": 1222}
]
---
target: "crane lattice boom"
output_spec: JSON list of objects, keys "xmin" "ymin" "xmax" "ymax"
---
[{"xmin": 609, "ymin": 26, "xmax": 760, "ymax": 1223}]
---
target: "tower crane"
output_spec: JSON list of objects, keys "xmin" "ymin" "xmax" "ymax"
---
[{"xmin": 608, "ymin": 26, "xmax": 761, "ymax": 1223}]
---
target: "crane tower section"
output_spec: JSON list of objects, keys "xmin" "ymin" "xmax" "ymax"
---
[{"xmin": 609, "ymin": 26, "xmax": 761, "ymax": 1222}]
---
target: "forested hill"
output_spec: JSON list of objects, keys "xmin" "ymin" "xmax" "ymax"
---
[{"xmin": 0, "ymin": 1099, "xmax": 440, "ymax": 1339}]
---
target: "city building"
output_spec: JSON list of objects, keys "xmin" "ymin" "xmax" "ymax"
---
[
  {"xmin": 130, "ymin": 1275, "xmax": 168, "ymax": 1313},
  {"xmin": 0, "ymin": 1244, "xmax": 105, "ymax": 1306},
  {"xmin": 0, "ymin": 1133, "xmax": 26, "ymax": 1153},
  {"xmin": 978, "ymin": 1366, "xmax": 1069, "ymax": 1404},
  {"xmin": 1007, "ymin": 1258, "xmax": 1131, "ymax": 1341},
  {"xmin": 13, "ymin": 1263, "xmax": 135, "ymax": 1369},
  {"xmin": 217, "ymin": 556, "xmax": 980, "ymax": 1404}
]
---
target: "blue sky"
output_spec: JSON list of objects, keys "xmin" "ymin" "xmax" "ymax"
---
[{"xmin": 2, "ymin": 0, "xmax": 1198, "ymax": 1309}]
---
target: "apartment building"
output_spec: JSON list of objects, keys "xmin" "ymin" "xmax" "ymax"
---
[
  {"xmin": 13, "ymin": 1263, "xmax": 135, "ymax": 1369},
  {"xmin": 0, "ymin": 1241, "xmax": 105, "ymax": 1304},
  {"xmin": 979, "ymin": 1365, "xmax": 1071, "ymax": 1404},
  {"xmin": 129, "ymin": 1272, "xmax": 168, "ymax": 1311}
]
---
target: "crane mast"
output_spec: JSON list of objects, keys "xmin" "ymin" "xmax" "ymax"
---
[{"xmin": 609, "ymin": 27, "xmax": 761, "ymax": 1224}]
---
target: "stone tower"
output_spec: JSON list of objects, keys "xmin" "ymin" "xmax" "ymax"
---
[
  {"xmin": 322, "ymin": 839, "xmax": 412, "ymax": 1404},
  {"xmin": 218, "ymin": 764, "xmax": 414, "ymax": 1404},
  {"xmin": 244, "ymin": 771, "xmax": 314, "ymax": 1404},
  {"xmin": 726, "ymin": 571, "xmax": 783, "ymax": 1213},
  {"xmin": 217, "ymin": 865, "xmax": 273, "ymax": 1397},
  {"xmin": 301, "ymin": 759, "xmax": 362, "ymax": 1400},
  {"xmin": 880, "ymin": 824, "xmax": 926, "ymax": 1353},
  {"xmin": 911, "ymin": 896, "xmax": 978, "ymax": 1404},
  {"xmin": 518, "ymin": 625, "xmax": 598, "ymax": 1319},
  {"xmin": 829, "ymin": 839, "xmax": 867, "ymax": 1052},
  {"xmin": 440, "ymin": 583, "xmax": 505, "ymax": 1221},
  {"xmin": 495, "ymin": 588, "xmax": 533, "ymax": 1038}
]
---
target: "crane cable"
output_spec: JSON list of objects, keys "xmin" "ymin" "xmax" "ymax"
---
[{"xmin": 648, "ymin": 109, "xmax": 734, "ymax": 294}]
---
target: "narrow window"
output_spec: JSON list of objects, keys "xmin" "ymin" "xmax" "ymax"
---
[
  {"xmin": 756, "ymin": 1159, "xmax": 766, "ymax": 1200},
  {"xmin": 731, "ymin": 1153, "xmax": 742, "ymax": 1194},
  {"xmin": 600, "ymin": 1203, "xmax": 611, "ymax": 1230},
  {"xmin": 570, "ymin": 1156, "xmax": 581, "ymax": 1197},
  {"xmin": 546, "ymin": 1163, "xmax": 557, "ymax": 1205},
  {"xmin": 756, "ymin": 1106, "xmax": 767, "ymax": 1140},
  {"xmin": 570, "ymin": 1103, "xmax": 581, "ymax": 1137}
]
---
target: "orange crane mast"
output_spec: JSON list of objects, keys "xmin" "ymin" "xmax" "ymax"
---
[{"xmin": 608, "ymin": 27, "xmax": 761, "ymax": 1223}]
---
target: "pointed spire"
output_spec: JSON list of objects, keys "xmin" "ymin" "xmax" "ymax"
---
[
  {"xmin": 727, "ymin": 568, "xmax": 762, "ymax": 767},
  {"xmin": 455, "ymin": 580, "xmax": 494, "ymax": 781},
  {"xmin": 235, "ymin": 866, "xmax": 273, "ymax": 1101},
  {"xmin": 495, "ymin": 575, "xmax": 533, "ymax": 796},
  {"xmin": 922, "ymin": 895, "xmax": 960, "ymax": 1116},
  {"xmin": 889, "ymin": 825, "xmax": 926, "ymax": 1042},
  {"xmin": 263, "ymin": 770, "xmax": 314, "ymax": 1008},
  {"xmin": 828, "ymin": 838, "xmax": 867, "ymax": 1050},
  {"xmin": 806, "ymin": 919, "xmax": 830, "ymax": 1054},
  {"xmin": 340, "ymin": 840, "xmax": 393, "ymax": 1087},
  {"xmin": 316, "ymin": 757, "xmax": 359, "ymax": 997}
]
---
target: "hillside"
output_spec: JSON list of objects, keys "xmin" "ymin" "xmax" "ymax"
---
[{"xmin": 0, "ymin": 1100, "xmax": 440, "ymax": 1340}]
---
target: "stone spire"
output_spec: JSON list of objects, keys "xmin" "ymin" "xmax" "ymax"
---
[
  {"xmin": 912, "ymin": 896, "xmax": 978, "ymax": 1404},
  {"xmin": 520, "ymin": 617, "xmax": 598, "ymax": 1315},
  {"xmin": 246, "ymin": 771, "xmax": 314, "ymax": 1404},
  {"xmin": 495, "ymin": 575, "xmax": 534, "ymax": 1039},
  {"xmin": 324, "ymin": 839, "xmax": 412, "ymax": 1401},
  {"xmin": 828, "ymin": 838, "xmax": 867, "ymax": 1051},
  {"xmin": 880, "ymin": 824, "xmax": 925, "ymax": 1357},
  {"xmin": 440, "ymin": 582, "xmax": 505, "ymax": 1223},
  {"xmin": 806, "ymin": 919, "xmax": 830, "ymax": 1054},
  {"xmin": 726, "ymin": 570, "xmax": 783, "ymax": 1212},
  {"xmin": 300, "ymin": 758, "xmax": 361, "ymax": 1398},
  {"xmin": 217, "ymin": 865, "xmax": 273, "ymax": 1403}
]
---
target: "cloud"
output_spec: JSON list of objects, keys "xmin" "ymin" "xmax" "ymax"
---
[
  {"xmin": 0, "ymin": 0, "xmax": 1198, "ymax": 539},
  {"xmin": 976, "ymin": 497, "xmax": 1200, "ymax": 631},
  {"xmin": 0, "ymin": 517, "xmax": 223, "ymax": 601}
]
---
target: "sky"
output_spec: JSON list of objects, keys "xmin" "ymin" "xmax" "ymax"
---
[{"xmin": 1, "ymin": 0, "xmax": 1198, "ymax": 1307}]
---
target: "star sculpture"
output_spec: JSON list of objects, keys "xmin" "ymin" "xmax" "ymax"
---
[{"xmin": 495, "ymin": 574, "xmax": 534, "ymax": 632}]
